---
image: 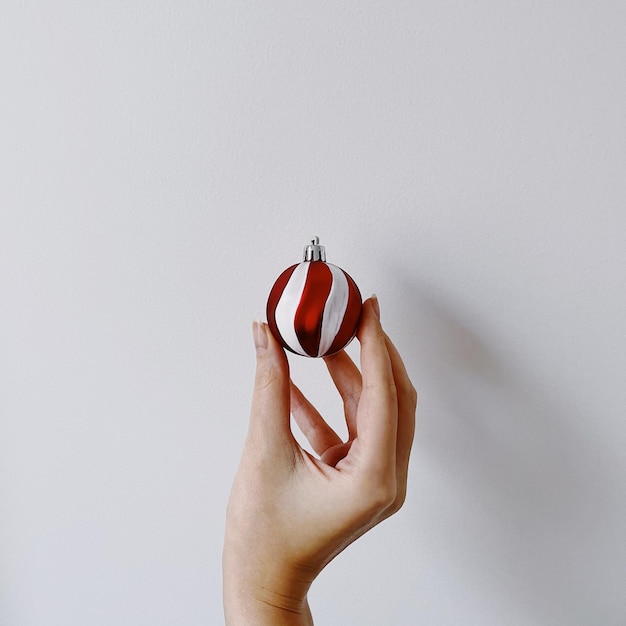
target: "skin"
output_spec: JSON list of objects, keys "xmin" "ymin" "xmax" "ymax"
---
[{"xmin": 223, "ymin": 297, "xmax": 417, "ymax": 625}]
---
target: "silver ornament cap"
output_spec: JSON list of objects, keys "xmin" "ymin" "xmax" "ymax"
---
[{"xmin": 303, "ymin": 236, "xmax": 326, "ymax": 262}]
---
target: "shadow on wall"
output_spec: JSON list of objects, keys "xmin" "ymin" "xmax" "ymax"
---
[{"xmin": 394, "ymin": 272, "xmax": 619, "ymax": 625}]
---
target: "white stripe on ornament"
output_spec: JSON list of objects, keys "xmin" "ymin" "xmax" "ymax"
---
[
  {"xmin": 274, "ymin": 262, "xmax": 309, "ymax": 357},
  {"xmin": 317, "ymin": 263, "xmax": 349, "ymax": 357}
]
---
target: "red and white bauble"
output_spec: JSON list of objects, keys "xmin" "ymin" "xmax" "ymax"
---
[{"xmin": 266, "ymin": 237, "xmax": 362, "ymax": 358}]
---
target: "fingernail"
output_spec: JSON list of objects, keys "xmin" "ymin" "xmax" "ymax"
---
[
  {"xmin": 371, "ymin": 294, "xmax": 380, "ymax": 320},
  {"xmin": 252, "ymin": 320, "xmax": 268, "ymax": 355}
]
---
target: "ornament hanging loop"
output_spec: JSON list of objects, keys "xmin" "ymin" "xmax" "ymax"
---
[{"xmin": 303, "ymin": 236, "xmax": 326, "ymax": 262}]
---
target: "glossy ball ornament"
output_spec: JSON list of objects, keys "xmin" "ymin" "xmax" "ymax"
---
[{"xmin": 266, "ymin": 237, "xmax": 362, "ymax": 358}]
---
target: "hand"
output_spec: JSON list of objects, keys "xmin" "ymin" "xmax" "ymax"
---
[{"xmin": 223, "ymin": 297, "xmax": 417, "ymax": 625}]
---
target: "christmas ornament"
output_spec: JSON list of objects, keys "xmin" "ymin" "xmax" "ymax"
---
[{"xmin": 266, "ymin": 237, "xmax": 362, "ymax": 357}]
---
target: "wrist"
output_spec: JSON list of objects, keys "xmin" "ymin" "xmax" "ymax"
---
[
  {"xmin": 223, "ymin": 586, "xmax": 312, "ymax": 626},
  {"xmin": 223, "ymin": 573, "xmax": 313, "ymax": 626},
  {"xmin": 223, "ymin": 547, "xmax": 315, "ymax": 625}
]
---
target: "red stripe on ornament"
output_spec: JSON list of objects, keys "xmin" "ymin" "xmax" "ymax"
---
[
  {"xmin": 326, "ymin": 271, "xmax": 362, "ymax": 356},
  {"xmin": 266, "ymin": 263, "xmax": 299, "ymax": 354},
  {"xmin": 294, "ymin": 261, "xmax": 333, "ymax": 357}
]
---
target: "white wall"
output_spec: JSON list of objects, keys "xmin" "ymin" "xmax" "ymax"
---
[{"xmin": 1, "ymin": 2, "xmax": 625, "ymax": 625}]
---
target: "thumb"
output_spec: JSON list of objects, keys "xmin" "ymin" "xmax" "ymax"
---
[{"xmin": 249, "ymin": 320, "xmax": 292, "ymax": 451}]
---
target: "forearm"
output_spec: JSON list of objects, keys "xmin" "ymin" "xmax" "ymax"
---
[
  {"xmin": 223, "ymin": 543, "xmax": 315, "ymax": 626},
  {"xmin": 223, "ymin": 572, "xmax": 313, "ymax": 625}
]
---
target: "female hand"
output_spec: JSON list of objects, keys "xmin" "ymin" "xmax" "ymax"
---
[{"xmin": 223, "ymin": 297, "xmax": 417, "ymax": 625}]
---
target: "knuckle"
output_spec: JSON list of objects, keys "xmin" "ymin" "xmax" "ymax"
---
[
  {"xmin": 343, "ymin": 389, "xmax": 361, "ymax": 414},
  {"xmin": 360, "ymin": 473, "xmax": 397, "ymax": 514},
  {"xmin": 387, "ymin": 487, "xmax": 407, "ymax": 516},
  {"xmin": 255, "ymin": 366, "xmax": 277, "ymax": 390},
  {"xmin": 363, "ymin": 379, "xmax": 398, "ymax": 402},
  {"xmin": 403, "ymin": 384, "xmax": 418, "ymax": 408}
]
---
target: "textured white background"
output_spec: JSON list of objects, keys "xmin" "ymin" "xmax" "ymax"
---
[{"xmin": 1, "ymin": 2, "xmax": 625, "ymax": 625}]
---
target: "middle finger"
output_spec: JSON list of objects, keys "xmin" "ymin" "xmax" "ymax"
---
[{"xmin": 323, "ymin": 349, "xmax": 362, "ymax": 439}]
